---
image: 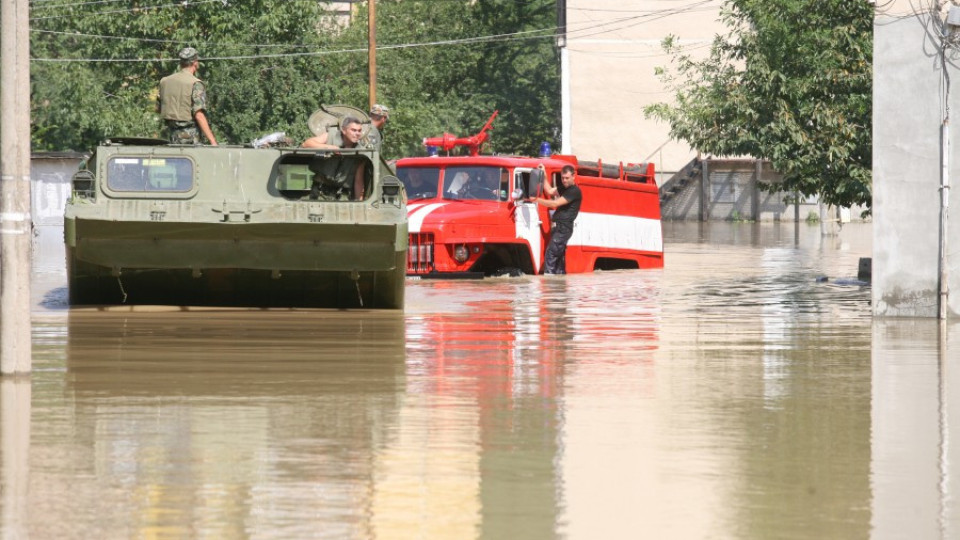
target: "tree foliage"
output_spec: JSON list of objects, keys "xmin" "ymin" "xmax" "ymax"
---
[
  {"xmin": 29, "ymin": 0, "xmax": 560, "ymax": 159},
  {"xmin": 645, "ymin": 0, "xmax": 873, "ymax": 210}
]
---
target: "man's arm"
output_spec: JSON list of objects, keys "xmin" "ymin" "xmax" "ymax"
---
[
  {"xmin": 194, "ymin": 110, "xmax": 218, "ymax": 146},
  {"xmin": 538, "ymin": 165, "xmax": 558, "ymax": 198},
  {"xmin": 302, "ymin": 132, "xmax": 338, "ymax": 149},
  {"xmin": 191, "ymin": 81, "xmax": 217, "ymax": 145},
  {"xmin": 354, "ymin": 162, "xmax": 366, "ymax": 200},
  {"xmin": 533, "ymin": 195, "xmax": 569, "ymax": 209}
]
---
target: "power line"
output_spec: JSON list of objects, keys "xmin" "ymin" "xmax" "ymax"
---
[
  {"xmin": 566, "ymin": 42, "xmax": 712, "ymax": 59},
  {"xmin": 32, "ymin": 28, "xmax": 323, "ymax": 48},
  {"xmin": 30, "ymin": 0, "xmax": 225, "ymax": 21},
  {"xmin": 32, "ymin": 27, "xmax": 558, "ymax": 62},
  {"xmin": 31, "ymin": 0, "xmax": 144, "ymax": 9},
  {"xmin": 569, "ymin": 2, "xmax": 720, "ymax": 14},
  {"xmin": 31, "ymin": 0, "xmax": 719, "ymax": 62}
]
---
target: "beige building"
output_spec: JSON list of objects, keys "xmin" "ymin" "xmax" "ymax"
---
[{"xmin": 562, "ymin": 0, "xmax": 724, "ymax": 183}]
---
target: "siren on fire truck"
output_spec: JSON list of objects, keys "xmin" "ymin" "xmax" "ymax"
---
[{"xmin": 396, "ymin": 112, "xmax": 664, "ymax": 278}]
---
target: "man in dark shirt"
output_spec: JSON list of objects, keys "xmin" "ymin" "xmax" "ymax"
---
[{"xmin": 531, "ymin": 164, "xmax": 582, "ymax": 274}]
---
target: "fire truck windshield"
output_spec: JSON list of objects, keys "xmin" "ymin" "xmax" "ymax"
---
[
  {"xmin": 441, "ymin": 166, "xmax": 508, "ymax": 202},
  {"xmin": 397, "ymin": 166, "xmax": 440, "ymax": 200}
]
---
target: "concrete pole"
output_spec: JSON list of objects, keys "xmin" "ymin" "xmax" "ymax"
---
[
  {"xmin": 752, "ymin": 159, "xmax": 761, "ymax": 221},
  {"xmin": 1, "ymin": 379, "xmax": 31, "ymax": 538},
  {"xmin": 939, "ymin": 23, "xmax": 951, "ymax": 321},
  {"xmin": 700, "ymin": 159, "xmax": 709, "ymax": 222},
  {"xmin": 940, "ymin": 113, "xmax": 950, "ymax": 320},
  {"xmin": 0, "ymin": 0, "xmax": 33, "ymax": 374}
]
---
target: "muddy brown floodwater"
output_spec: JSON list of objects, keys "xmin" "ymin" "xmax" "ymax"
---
[{"xmin": 3, "ymin": 221, "xmax": 959, "ymax": 539}]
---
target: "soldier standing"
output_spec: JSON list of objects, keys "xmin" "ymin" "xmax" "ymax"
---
[
  {"xmin": 158, "ymin": 47, "xmax": 218, "ymax": 145},
  {"xmin": 362, "ymin": 104, "xmax": 389, "ymax": 151}
]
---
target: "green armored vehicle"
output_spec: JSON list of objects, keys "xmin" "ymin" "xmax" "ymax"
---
[{"xmin": 64, "ymin": 110, "xmax": 407, "ymax": 309}]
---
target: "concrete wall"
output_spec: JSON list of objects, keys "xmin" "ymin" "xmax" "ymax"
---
[
  {"xmin": 563, "ymin": 0, "xmax": 724, "ymax": 181},
  {"xmin": 703, "ymin": 160, "xmax": 795, "ymax": 222},
  {"xmin": 660, "ymin": 159, "xmax": 867, "ymax": 223},
  {"xmin": 873, "ymin": 10, "xmax": 960, "ymax": 318}
]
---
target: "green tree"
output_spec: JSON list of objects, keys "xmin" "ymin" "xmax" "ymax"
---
[
  {"xmin": 645, "ymin": 0, "xmax": 873, "ymax": 210},
  {"xmin": 30, "ymin": 0, "xmax": 341, "ymax": 150},
  {"xmin": 29, "ymin": 0, "xmax": 561, "ymax": 158},
  {"xmin": 340, "ymin": 0, "xmax": 560, "ymax": 158},
  {"xmin": 472, "ymin": 0, "xmax": 561, "ymax": 155}
]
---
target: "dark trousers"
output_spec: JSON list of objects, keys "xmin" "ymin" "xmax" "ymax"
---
[{"xmin": 544, "ymin": 221, "xmax": 574, "ymax": 274}]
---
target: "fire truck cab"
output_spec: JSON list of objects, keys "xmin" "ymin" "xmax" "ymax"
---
[{"xmin": 396, "ymin": 153, "xmax": 664, "ymax": 278}]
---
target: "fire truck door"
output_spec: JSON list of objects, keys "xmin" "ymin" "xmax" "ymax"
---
[{"xmin": 514, "ymin": 168, "xmax": 543, "ymax": 272}]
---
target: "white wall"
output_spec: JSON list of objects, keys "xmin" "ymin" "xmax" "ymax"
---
[
  {"xmin": 872, "ymin": 10, "xmax": 960, "ymax": 318},
  {"xmin": 563, "ymin": 0, "xmax": 724, "ymax": 179},
  {"xmin": 31, "ymin": 154, "xmax": 82, "ymax": 273}
]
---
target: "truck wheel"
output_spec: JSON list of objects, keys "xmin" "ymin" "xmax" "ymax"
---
[{"xmin": 492, "ymin": 267, "xmax": 524, "ymax": 277}]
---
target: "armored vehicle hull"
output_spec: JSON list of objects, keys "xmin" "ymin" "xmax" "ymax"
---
[{"xmin": 65, "ymin": 140, "xmax": 407, "ymax": 309}]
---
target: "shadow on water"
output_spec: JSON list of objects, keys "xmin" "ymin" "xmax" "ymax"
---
[{"xmin": 40, "ymin": 286, "xmax": 69, "ymax": 311}]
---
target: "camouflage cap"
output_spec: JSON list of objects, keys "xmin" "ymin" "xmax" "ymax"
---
[
  {"xmin": 178, "ymin": 47, "xmax": 199, "ymax": 62},
  {"xmin": 370, "ymin": 104, "xmax": 390, "ymax": 117}
]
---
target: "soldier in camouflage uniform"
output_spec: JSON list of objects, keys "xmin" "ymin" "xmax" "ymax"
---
[
  {"xmin": 362, "ymin": 104, "xmax": 389, "ymax": 152},
  {"xmin": 157, "ymin": 47, "xmax": 218, "ymax": 146}
]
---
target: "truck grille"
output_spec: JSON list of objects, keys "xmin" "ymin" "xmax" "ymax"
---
[{"xmin": 407, "ymin": 233, "xmax": 434, "ymax": 274}]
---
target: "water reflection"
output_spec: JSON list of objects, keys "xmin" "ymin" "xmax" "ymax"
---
[
  {"xmin": 871, "ymin": 320, "xmax": 960, "ymax": 540},
  {"xmin": 61, "ymin": 309, "xmax": 405, "ymax": 539},
  {"xmin": 401, "ymin": 277, "xmax": 576, "ymax": 539},
  {"xmin": 1, "ymin": 378, "xmax": 30, "ymax": 540}
]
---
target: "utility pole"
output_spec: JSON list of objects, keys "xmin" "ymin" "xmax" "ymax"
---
[
  {"xmin": 1, "ymin": 0, "xmax": 33, "ymax": 375},
  {"xmin": 368, "ymin": 0, "xmax": 377, "ymax": 110}
]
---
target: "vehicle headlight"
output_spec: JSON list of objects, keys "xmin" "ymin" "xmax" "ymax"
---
[{"xmin": 454, "ymin": 244, "xmax": 469, "ymax": 263}]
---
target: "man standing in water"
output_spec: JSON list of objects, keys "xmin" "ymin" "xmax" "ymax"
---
[
  {"xmin": 531, "ymin": 164, "xmax": 581, "ymax": 274},
  {"xmin": 158, "ymin": 47, "xmax": 218, "ymax": 145}
]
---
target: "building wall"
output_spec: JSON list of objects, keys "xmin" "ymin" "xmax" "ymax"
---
[
  {"xmin": 873, "ymin": 9, "xmax": 960, "ymax": 318},
  {"xmin": 563, "ymin": 0, "xmax": 724, "ymax": 181}
]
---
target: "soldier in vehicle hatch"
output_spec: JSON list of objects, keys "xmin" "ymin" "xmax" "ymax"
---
[
  {"xmin": 157, "ymin": 47, "xmax": 218, "ymax": 146},
  {"xmin": 301, "ymin": 115, "xmax": 364, "ymax": 150},
  {"xmin": 304, "ymin": 117, "xmax": 368, "ymax": 201}
]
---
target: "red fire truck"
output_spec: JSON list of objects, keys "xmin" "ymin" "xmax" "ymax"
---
[{"xmin": 395, "ymin": 114, "xmax": 664, "ymax": 278}]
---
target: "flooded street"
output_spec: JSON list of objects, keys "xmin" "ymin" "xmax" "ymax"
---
[{"xmin": 4, "ymin": 221, "xmax": 959, "ymax": 539}]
